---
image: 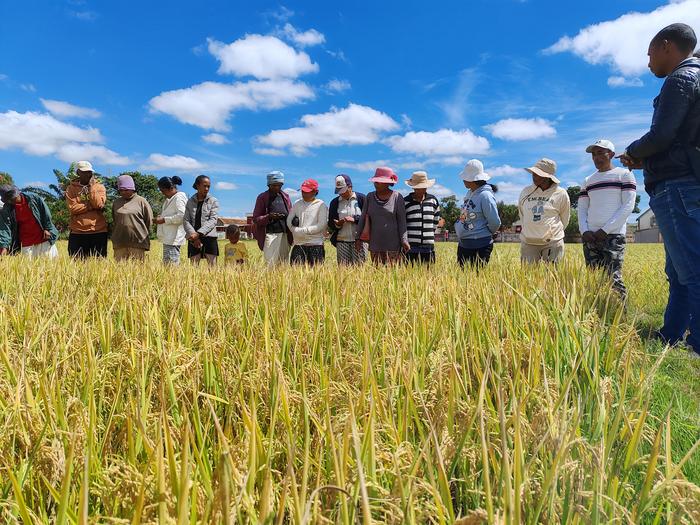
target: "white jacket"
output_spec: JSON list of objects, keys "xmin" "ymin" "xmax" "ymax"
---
[
  {"xmin": 287, "ymin": 198, "xmax": 328, "ymax": 246},
  {"xmin": 157, "ymin": 191, "xmax": 187, "ymax": 246}
]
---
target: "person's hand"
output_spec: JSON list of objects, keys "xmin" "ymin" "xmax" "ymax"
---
[
  {"xmin": 492, "ymin": 231, "xmax": 499, "ymax": 241},
  {"xmin": 437, "ymin": 218, "xmax": 445, "ymax": 228},
  {"xmin": 43, "ymin": 230, "xmax": 51, "ymax": 241},
  {"xmin": 402, "ymin": 241, "xmax": 411, "ymax": 252},
  {"xmin": 593, "ymin": 229, "xmax": 608, "ymax": 242},
  {"xmin": 188, "ymin": 232, "xmax": 200, "ymax": 242},
  {"xmin": 334, "ymin": 219, "xmax": 343, "ymax": 228},
  {"xmin": 459, "ymin": 213, "xmax": 467, "ymax": 222},
  {"xmin": 617, "ymin": 153, "xmax": 643, "ymax": 170},
  {"xmin": 582, "ymin": 231, "xmax": 596, "ymax": 244},
  {"xmin": 0, "ymin": 247, "xmax": 8, "ymax": 256},
  {"xmin": 155, "ymin": 217, "xmax": 166, "ymax": 225},
  {"xmin": 344, "ymin": 216, "xmax": 355, "ymax": 223},
  {"xmin": 193, "ymin": 239, "xmax": 203, "ymax": 249}
]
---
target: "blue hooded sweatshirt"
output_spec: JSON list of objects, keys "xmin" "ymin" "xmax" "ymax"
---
[{"xmin": 454, "ymin": 185, "xmax": 501, "ymax": 249}]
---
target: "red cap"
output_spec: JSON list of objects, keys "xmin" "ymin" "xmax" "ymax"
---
[{"xmin": 300, "ymin": 179, "xmax": 319, "ymax": 192}]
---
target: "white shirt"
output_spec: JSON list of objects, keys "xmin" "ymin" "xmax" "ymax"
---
[
  {"xmin": 578, "ymin": 167, "xmax": 637, "ymax": 236},
  {"xmin": 287, "ymin": 198, "xmax": 329, "ymax": 246},
  {"xmin": 336, "ymin": 192, "xmax": 362, "ymax": 242},
  {"xmin": 157, "ymin": 191, "xmax": 187, "ymax": 246}
]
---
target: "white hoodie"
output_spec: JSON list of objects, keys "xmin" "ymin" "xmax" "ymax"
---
[
  {"xmin": 287, "ymin": 198, "xmax": 329, "ymax": 246},
  {"xmin": 157, "ymin": 191, "xmax": 188, "ymax": 246},
  {"xmin": 518, "ymin": 184, "xmax": 570, "ymax": 245}
]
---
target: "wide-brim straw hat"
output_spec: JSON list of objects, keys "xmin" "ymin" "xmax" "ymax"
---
[
  {"xmin": 405, "ymin": 170, "xmax": 436, "ymax": 189},
  {"xmin": 525, "ymin": 158, "xmax": 560, "ymax": 184}
]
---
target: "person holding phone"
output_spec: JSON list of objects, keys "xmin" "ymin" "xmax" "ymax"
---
[{"xmin": 252, "ymin": 171, "xmax": 294, "ymax": 266}]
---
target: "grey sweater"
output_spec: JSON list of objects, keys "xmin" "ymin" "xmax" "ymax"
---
[{"xmin": 357, "ymin": 191, "xmax": 408, "ymax": 252}]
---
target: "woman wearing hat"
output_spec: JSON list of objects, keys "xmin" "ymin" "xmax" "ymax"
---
[
  {"xmin": 287, "ymin": 179, "xmax": 328, "ymax": 266},
  {"xmin": 404, "ymin": 171, "xmax": 443, "ymax": 265},
  {"xmin": 111, "ymin": 175, "xmax": 154, "ymax": 261},
  {"xmin": 65, "ymin": 160, "xmax": 108, "ymax": 258},
  {"xmin": 183, "ymin": 175, "xmax": 220, "ymax": 266},
  {"xmin": 518, "ymin": 158, "xmax": 570, "ymax": 263},
  {"xmin": 252, "ymin": 171, "xmax": 294, "ymax": 266},
  {"xmin": 455, "ymin": 159, "xmax": 501, "ymax": 267},
  {"xmin": 328, "ymin": 174, "xmax": 367, "ymax": 265},
  {"xmin": 356, "ymin": 167, "xmax": 409, "ymax": 264}
]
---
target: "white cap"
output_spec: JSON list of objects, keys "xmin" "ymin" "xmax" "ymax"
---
[
  {"xmin": 460, "ymin": 159, "xmax": 491, "ymax": 182},
  {"xmin": 76, "ymin": 160, "xmax": 94, "ymax": 172},
  {"xmin": 586, "ymin": 139, "xmax": 615, "ymax": 154}
]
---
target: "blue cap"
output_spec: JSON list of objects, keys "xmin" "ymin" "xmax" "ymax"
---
[{"xmin": 267, "ymin": 171, "xmax": 285, "ymax": 185}]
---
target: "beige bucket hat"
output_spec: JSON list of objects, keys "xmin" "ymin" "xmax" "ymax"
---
[
  {"xmin": 405, "ymin": 170, "xmax": 436, "ymax": 189},
  {"xmin": 525, "ymin": 158, "xmax": 559, "ymax": 184}
]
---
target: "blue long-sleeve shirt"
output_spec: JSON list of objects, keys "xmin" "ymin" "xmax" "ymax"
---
[{"xmin": 454, "ymin": 185, "xmax": 501, "ymax": 249}]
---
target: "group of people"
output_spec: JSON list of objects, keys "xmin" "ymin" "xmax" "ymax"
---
[{"xmin": 0, "ymin": 23, "xmax": 698, "ymax": 356}]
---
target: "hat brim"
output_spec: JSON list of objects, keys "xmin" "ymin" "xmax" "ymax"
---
[
  {"xmin": 369, "ymin": 176, "xmax": 397, "ymax": 184},
  {"xmin": 585, "ymin": 144, "xmax": 614, "ymax": 154},
  {"xmin": 525, "ymin": 167, "xmax": 560, "ymax": 184},
  {"xmin": 300, "ymin": 186, "xmax": 318, "ymax": 193},
  {"xmin": 405, "ymin": 178, "xmax": 436, "ymax": 189},
  {"xmin": 334, "ymin": 186, "xmax": 349, "ymax": 194},
  {"xmin": 460, "ymin": 172, "xmax": 491, "ymax": 182}
]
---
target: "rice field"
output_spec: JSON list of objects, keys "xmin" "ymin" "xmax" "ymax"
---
[{"xmin": 0, "ymin": 242, "xmax": 698, "ymax": 524}]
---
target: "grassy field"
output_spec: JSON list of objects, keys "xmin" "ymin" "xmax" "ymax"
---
[{"xmin": 0, "ymin": 241, "xmax": 698, "ymax": 524}]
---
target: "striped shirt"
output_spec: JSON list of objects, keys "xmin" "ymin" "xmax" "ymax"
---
[
  {"xmin": 578, "ymin": 167, "xmax": 637, "ymax": 236},
  {"xmin": 404, "ymin": 193, "xmax": 441, "ymax": 246}
]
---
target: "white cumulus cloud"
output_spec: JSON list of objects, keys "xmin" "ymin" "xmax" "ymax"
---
[
  {"xmin": 545, "ymin": 0, "xmax": 700, "ymax": 76},
  {"xmin": 280, "ymin": 23, "xmax": 326, "ymax": 47},
  {"xmin": 257, "ymin": 103, "xmax": 400, "ymax": 155},
  {"xmin": 207, "ymin": 35, "xmax": 319, "ymax": 79},
  {"xmin": 323, "ymin": 79, "xmax": 351, "ymax": 93},
  {"xmin": 0, "ymin": 110, "xmax": 129, "ymax": 165},
  {"xmin": 215, "ymin": 181, "xmax": 238, "ymax": 190},
  {"xmin": 253, "ymin": 147, "xmax": 287, "ymax": 156},
  {"xmin": 149, "ymin": 79, "xmax": 315, "ymax": 131},
  {"xmin": 202, "ymin": 133, "xmax": 230, "ymax": 144},
  {"xmin": 385, "ymin": 129, "xmax": 490, "ymax": 157},
  {"xmin": 485, "ymin": 118, "xmax": 557, "ymax": 141},
  {"xmin": 142, "ymin": 153, "xmax": 205, "ymax": 172},
  {"xmin": 607, "ymin": 76, "xmax": 644, "ymax": 88},
  {"xmin": 489, "ymin": 164, "xmax": 524, "ymax": 178},
  {"xmin": 40, "ymin": 99, "xmax": 101, "ymax": 119}
]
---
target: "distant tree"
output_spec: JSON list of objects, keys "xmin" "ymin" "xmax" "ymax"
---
[
  {"xmin": 0, "ymin": 172, "xmax": 13, "ymax": 185},
  {"xmin": 633, "ymin": 195, "xmax": 641, "ymax": 214},
  {"xmin": 565, "ymin": 209, "xmax": 580, "ymax": 239},
  {"xmin": 567, "ymin": 185, "xmax": 581, "ymax": 209},
  {"xmin": 497, "ymin": 201, "xmax": 519, "ymax": 229},
  {"xmin": 439, "ymin": 195, "xmax": 461, "ymax": 233}
]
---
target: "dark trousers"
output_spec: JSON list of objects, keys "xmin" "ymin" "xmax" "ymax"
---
[
  {"xmin": 457, "ymin": 244, "xmax": 493, "ymax": 268},
  {"xmin": 68, "ymin": 232, "xmax": 108, "ymax": 258},
  {"xmin": 406, "ymin": 248, "xmax": 435, "ymax": 265},
  {"xmin": 290, "ymin": 245, "xmax": 325, "ymax": 266}
]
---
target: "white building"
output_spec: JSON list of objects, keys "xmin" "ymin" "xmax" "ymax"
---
[{"xmin": 635, "ymin": 209, "xmax": 662, "ymax": 243}]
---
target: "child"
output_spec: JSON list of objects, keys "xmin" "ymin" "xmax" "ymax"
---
[{"xmin": 224, "ymin": 224, "xmax": 247, "ymax": 265}]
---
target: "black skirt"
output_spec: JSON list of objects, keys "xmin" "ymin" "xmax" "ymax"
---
[{"xmin": 188, "ymin": 236, "xmax": 220, "ymax": 258}]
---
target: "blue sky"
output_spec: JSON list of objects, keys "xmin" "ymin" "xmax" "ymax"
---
[{"xmin": 2, "ymin": 0, "xmax": 700, "ymax": 217}]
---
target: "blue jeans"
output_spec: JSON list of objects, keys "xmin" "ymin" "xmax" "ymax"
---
[{"xmin": 649, "ymin": 176, "xmax": 700, "ymax": 353}]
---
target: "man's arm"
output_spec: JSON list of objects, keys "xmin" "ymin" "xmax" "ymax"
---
[{"xmin": 602, "ymin": 173, "xmax": 637, "ymax": 234}]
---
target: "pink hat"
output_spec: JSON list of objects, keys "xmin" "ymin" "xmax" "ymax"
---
[
  {"xmin": 117, "ymin": 175, "xmax": 136, "ymax": 191},
  {"xmin": 369, "ymin": 166, "xmax": 398, "ymax": 184},
  {"xmin": 300, "ymin": 178, "xmax": 319, "ymax": 192}
]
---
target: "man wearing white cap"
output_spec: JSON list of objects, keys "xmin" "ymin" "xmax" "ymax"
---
[
  {"xmin": 65, "ymin": 160, "xmax": 108, "ymax": 258},
  {"xmin": 579, "ymin": 140, "xmax": 637, "ymax": 299},
  {"xmin": 518, "ymin": 158, "xmax": 570, "ymax": 263}
]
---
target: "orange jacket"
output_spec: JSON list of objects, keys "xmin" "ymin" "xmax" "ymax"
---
[{"xmin": 65, "ymin": 179, "xmax": 108, "ymax": 233}]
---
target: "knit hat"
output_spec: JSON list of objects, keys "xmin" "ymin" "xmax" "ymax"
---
[
  {"xmin": 335, "ymin": 174, "xmax": 352, "ymax": 194},
  {"xmin": 460, "ymin": 159, "xmax": 491, "ymax": 182},
  {"xmin": 267, "ymin": 171, "xmax": 285, "ymax": 185},
  {"xmin": 117, "ymin": 175, "xmax": 136, "ymax": 191},
  {"xmin": 525, "ymin": 158, "xmax": 560, "ymax": 184},
  {"xmin": 369, "ymin": 166, "xmax": 398, "ymax": 184}
]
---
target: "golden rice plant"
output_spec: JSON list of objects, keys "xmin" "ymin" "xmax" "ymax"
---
[{"xmin": 0, "ymin": 242, "xmax": 698, "ymax": 524}]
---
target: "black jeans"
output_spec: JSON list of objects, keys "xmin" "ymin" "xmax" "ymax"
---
[
  {"xmin": 68, "ymin": 232, "xmax": 108, "ymax": 258},
  {"xmin": 457, "ymin": 244, "xmax": 493, "ymax": 268},
  {"xmin": 290, "ymin": 245, "xmax": 325, "ymax": 266},
  {"xmin": 406, "ymin": 249, "xmax": 435, "ymax": 265}
]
